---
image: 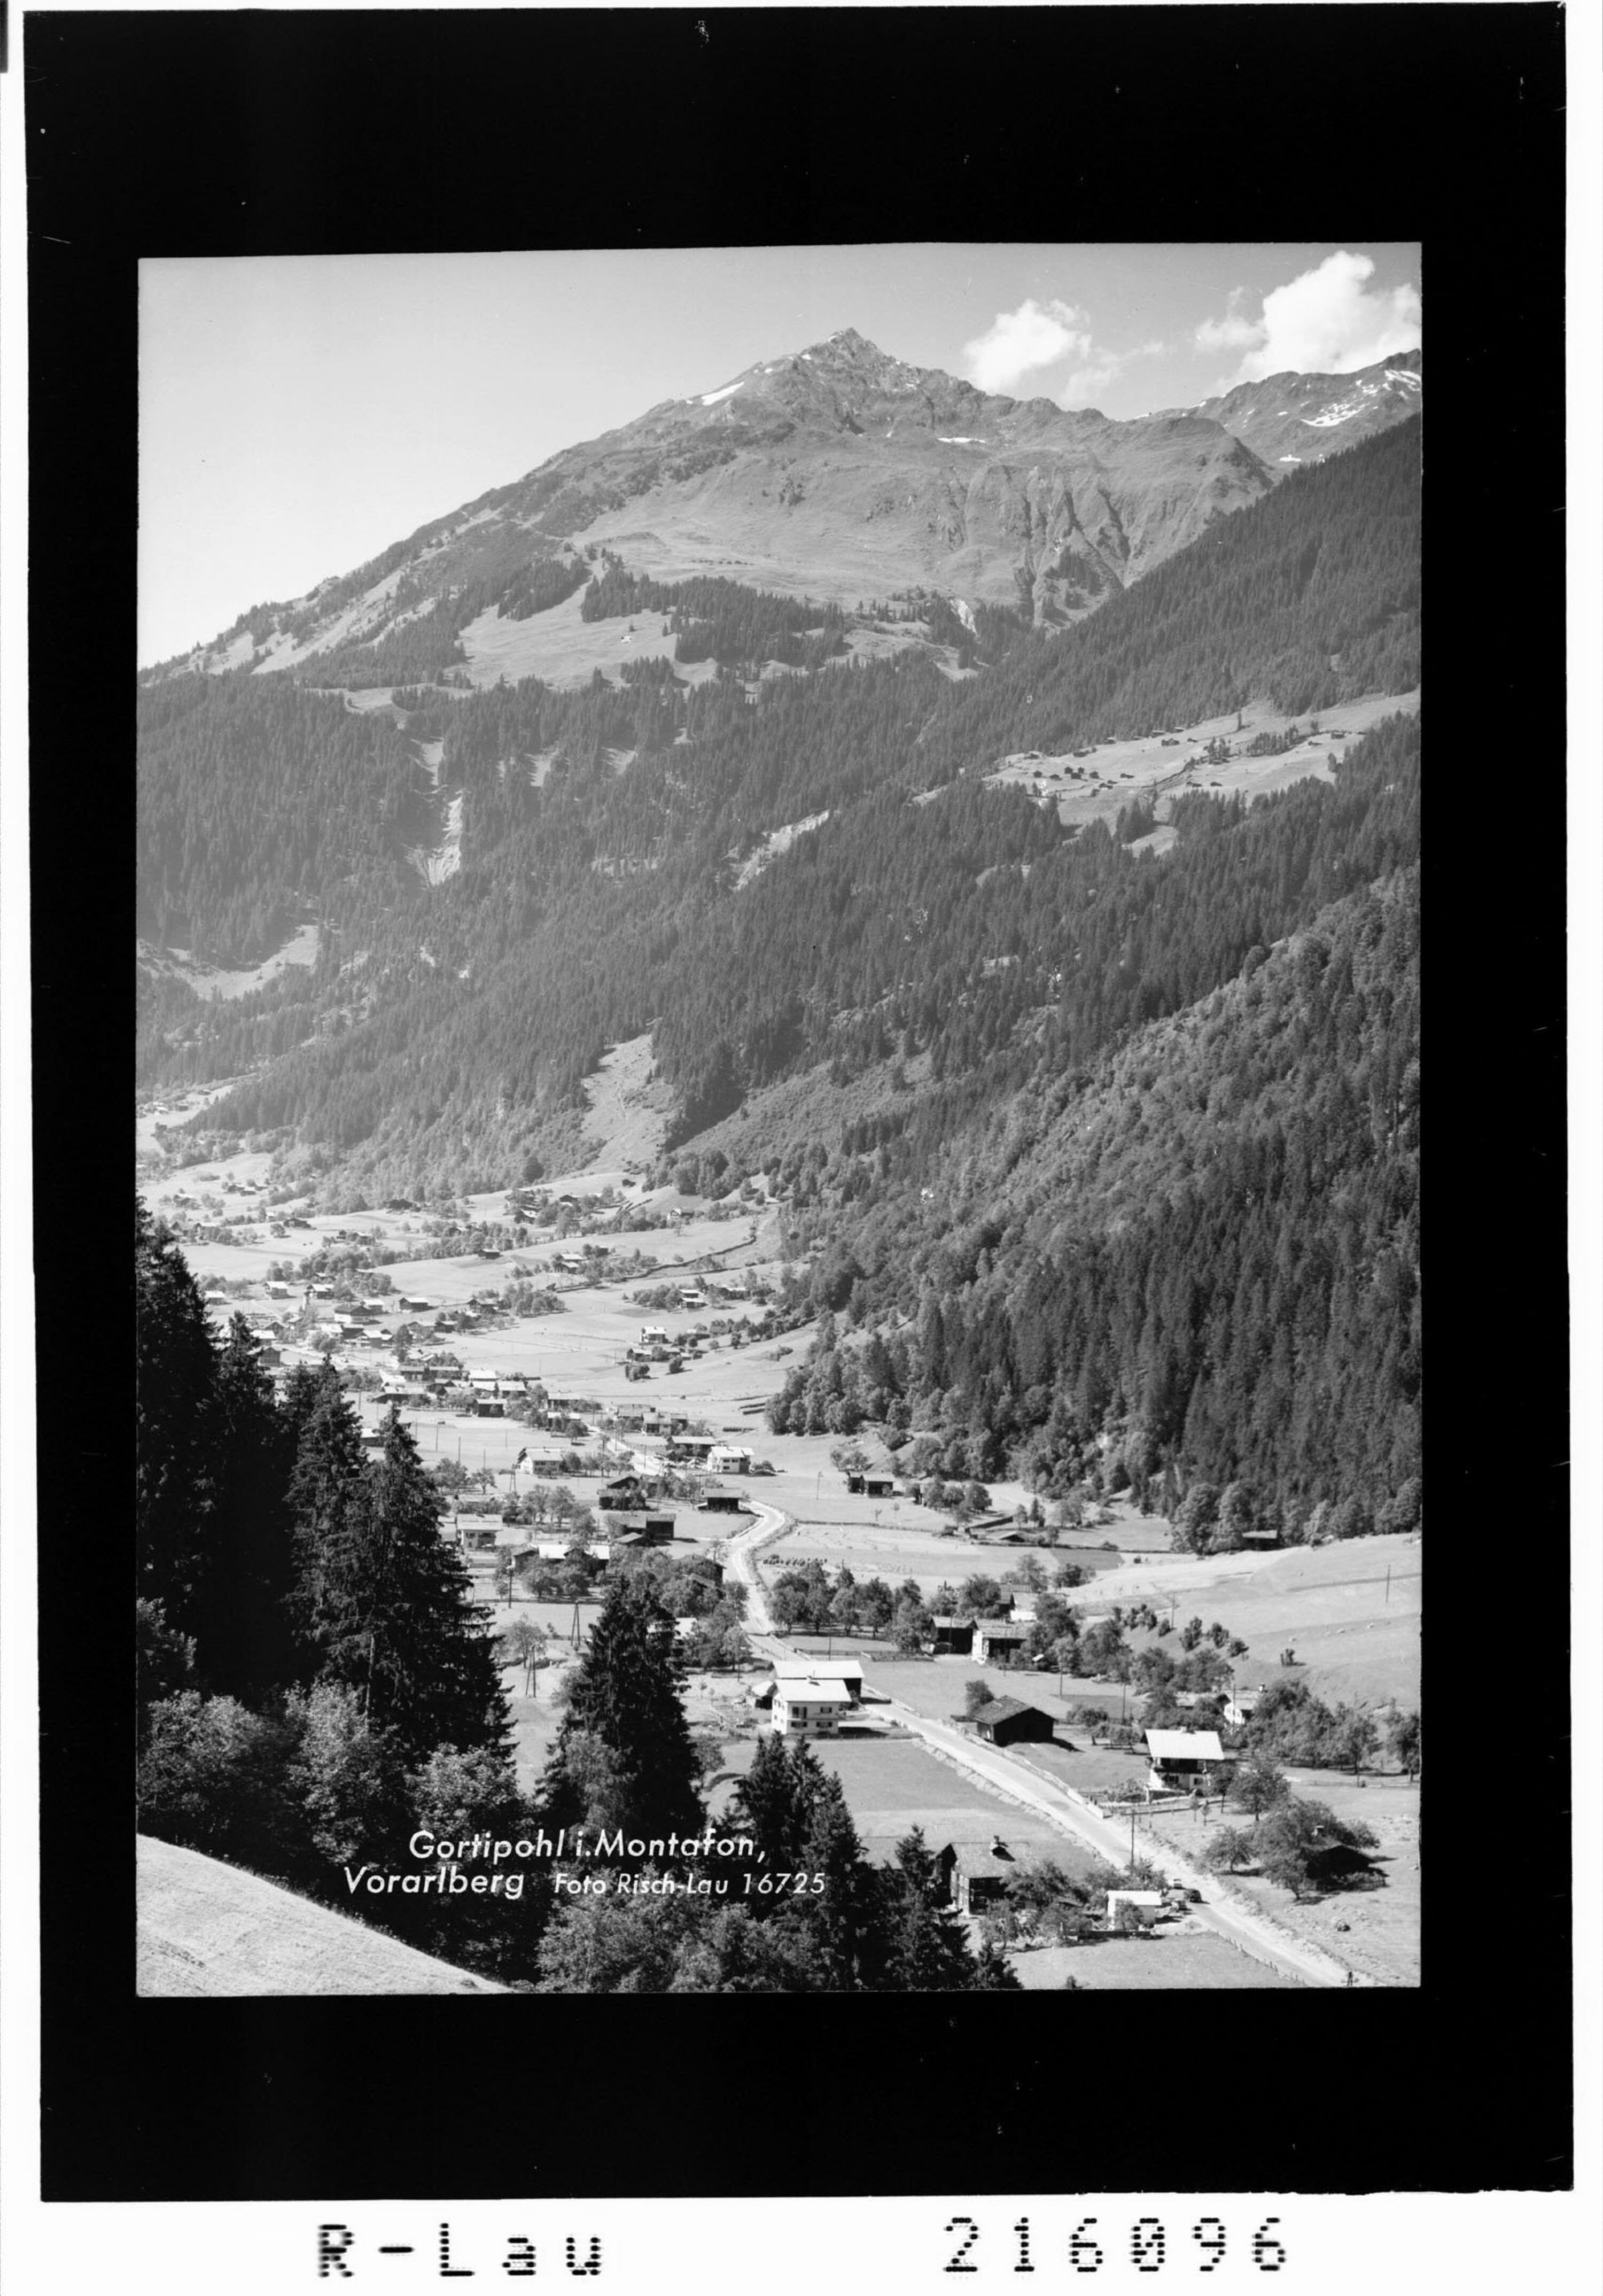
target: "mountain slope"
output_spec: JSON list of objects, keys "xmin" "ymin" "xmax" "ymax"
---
[
  {"xmin": 1187, "ymin": 348, "xmax": 1422, "ymax": 471},
  {"xmin": 761, "ymin": 728, "xmax": 1421, "ymax": 1526}
]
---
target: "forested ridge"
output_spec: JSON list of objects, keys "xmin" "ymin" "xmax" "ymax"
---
[{"xmin": 764, "ymin": 796, "xmax": 1420, "ymax": 1531}]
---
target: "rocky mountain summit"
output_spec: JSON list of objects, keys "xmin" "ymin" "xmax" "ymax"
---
[{"xmin": 162, "ymin": 331, "xmax": 1419, "ymax": 685}]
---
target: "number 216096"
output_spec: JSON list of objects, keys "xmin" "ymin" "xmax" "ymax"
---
[{"xmin": 941, "ymin": 2216, "xmax": 1288, "ymax": 2276}]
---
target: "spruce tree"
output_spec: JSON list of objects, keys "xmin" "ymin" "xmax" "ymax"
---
[
  {"xmin": 136, "ymin": 1199, "xmax": 220, "ymax": 1631},
  {"xmin": 881, "ymin": 1827, "xmax": 979, "ymax": 1990},
  {"xmin": 321, "ymin": 1408, "xmax": 510, "ymax": 1766},
  {"xmin": 191, "ymin": 1315, "xmax": 300, "ymax": 1698},
  {"xmin": 542, "ymin": 1574, "xmax": 702, "ymax": 1840},
  {"xmin": 728, "ymin": 1728, "xmax": 803, "ymax": 1867},
  {"xmin": 286, "ymin": 1364, "xmax": 370, "ymax": 1670}
]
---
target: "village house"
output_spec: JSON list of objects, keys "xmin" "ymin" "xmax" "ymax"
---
[
  {"xmin": 937, "ymin": 1839, "xmax": 1017, "ymax": 1917},
  {"xmin": 708, "ymin": 1442, "xmax": 751, "ymax": 1473},
  {"xmin": 1143, "ymin": 1728, "xmax": 1231, "ymax": 1792},
  {"xmin": 771, "ymin": 1675, "xmax": 854, "ymax": 1739},
  {"xmin": 971, "ymin": 1618, "xmax": 1030, "ymax": 1665},
  {"xmin": 445, "ymin": 1515, "xmax": 507, "ymax": 1552},
  {"xmin": 1105, "ymin": 1890, "xmax": 1166, "ymax": 1933},
  {"xmin": 970, "ymin": 1696, "xmax": 1054, "ymax": 1747},
  {"xmin": 766, "ymin": 1655, "xmax": 864, "ymax": 1707},
  {"xmin": 668, "ymin": 1434, "xmax": 716, "ymax": 1464}
]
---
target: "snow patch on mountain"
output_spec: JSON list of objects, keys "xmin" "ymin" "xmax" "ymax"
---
[{"xmin": 700, "ymin": 379, "xmax": 743, "ymax": 406}]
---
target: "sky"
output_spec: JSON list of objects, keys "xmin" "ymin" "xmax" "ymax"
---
[{"xmin": 139, "ymin": 242, "xmax": 1421, "ymax": 665}]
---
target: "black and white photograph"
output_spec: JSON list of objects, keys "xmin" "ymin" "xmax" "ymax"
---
[
  {"xmin": 132, "ymin": 240, "xmax": 1427, "ymax": 2002},
  {"xmin": 11, "ymin": 0, "xmax": 1583, "ymax": 2262}
]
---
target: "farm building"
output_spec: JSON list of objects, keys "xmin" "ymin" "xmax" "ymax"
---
[
  {"xmin": 669, "ymin": 1435, "xmax": 716, "ymax": 1463},
  {"xmin": 971, "ymin": 1618, "xmax": 1030, "ymax": 1665},
  {"xmin": 771, "ymin": 1676, "xmax": 853, "ymax": 1739},
  {"xmin": 698, "ymin": 1492, "xmax": 745, "ymax": 1515},
  {"xmin": 599, "ymin": 1475, "xmax": 650, "ymax": 1511},
  {"xmin": 862, "ymin": 1474, "xmax": 896, "ymax": 1499},
  {"xmin": 937, "ymin": 1839, "xmax": 1017, "ymax": 1916},
  {"xmin": 923, "ymin": 1616, "xmax": 974, "ymax": 1656},
  {"xmin": 971, "ymin": 1697, "xmax": 1054, "ymax": 1747},
  {"xmin": 1143, "ymin": 1728, "xmax": 1231, "ymax": 1791},
  {"xmin": 612, "ymin": 1512, "xmax": 675, "ymax": 1545}
]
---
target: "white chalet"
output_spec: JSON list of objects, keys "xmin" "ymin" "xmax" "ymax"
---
[{"xmin": 772, "ymin": 1676, "xmax": 854, "ymax": 1739}]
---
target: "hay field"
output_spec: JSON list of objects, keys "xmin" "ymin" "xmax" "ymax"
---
[
  {"xmin": 1073, "ymin": 1534, "xmax": 1421, "ymax": 1711},
  {"xmin": 456, "ymin": 584, "xmax": 725, "ymax": 692},
  {"xmin": 983, "ymin": 686, "xmax": 1421, "ymax": 835},
  {"xmin": 711, "ymin": 1728, "xmax": 1095, "ymax": 1876},
  {"xmin": 1138, "ymin": 1770, "xmax": 1420, "ymax": 1988},
  {"xmin": 1011, "ymin": 1931, "xmax": 1302, "ymax": 1989}
]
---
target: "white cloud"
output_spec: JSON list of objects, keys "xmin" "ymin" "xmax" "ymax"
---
[
  {"xmin": 1059, "ymin": 356, "xmax": 1124, "ymax": 407},
  {"xmin": 963, "ymin": 301, "xmax": 1166, "ymax": 409},
  {"xmin": 962, "ymin": 297, "xmax": 1092, "ymax": 394},
  {"xmin": 1195, "ymin": 288, "xmax": 1265, "ymax": 353},
  {"xmin": 1196, "ymin": 252, "xmax": 1421, "ymax": 383}
]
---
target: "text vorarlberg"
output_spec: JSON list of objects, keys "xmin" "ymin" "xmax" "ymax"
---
[{"xmin": 341, "ymin": 1829, "xmax": 756, "ymax": 1904}]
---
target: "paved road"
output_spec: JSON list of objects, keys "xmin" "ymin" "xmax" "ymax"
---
[{"xmin": 725, "ymin": 1504, "xmax": 1355, "ymax": 1989}]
